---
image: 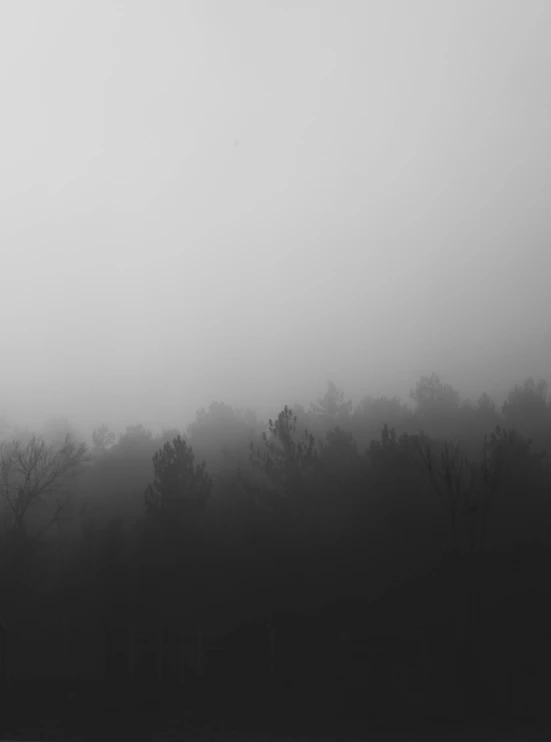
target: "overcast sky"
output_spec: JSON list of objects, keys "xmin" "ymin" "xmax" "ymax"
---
[{"xmin": 1, "ymin": 0, "xmax": 550, "ymax": 436}]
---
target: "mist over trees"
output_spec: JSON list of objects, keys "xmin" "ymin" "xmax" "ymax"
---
[{"xmin": 1, "ymin": 372, "xmax": 551, "ymax": 736}]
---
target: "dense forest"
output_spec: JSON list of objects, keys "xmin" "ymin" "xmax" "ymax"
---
[{"xmin": 1, "ymin": 373, "xmax": 551, "ymax": 739}]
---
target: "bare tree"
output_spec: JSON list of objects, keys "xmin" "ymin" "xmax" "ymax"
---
[
  {"xmin": 91, "ymin": 424, "xmax": 116, "ymax": 455},
  {"xmin": 413, "ymin": 435, "xmax": 464, "ymax": 552},
  {"xmin": 413, "ymin": 427, "xmax": 507, "ymax": 660},
  {"xmin": 413, "ymin": 429, "xmax": 505, "ymax": 555},
  {"xmin": 0, "ymin": 433, "xmax": 88, "ymax": 545}
]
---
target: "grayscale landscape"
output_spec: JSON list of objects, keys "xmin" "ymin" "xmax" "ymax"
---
[{"xmin": 0, "ymin": 1, "xmax": 550, "ymax": 740}]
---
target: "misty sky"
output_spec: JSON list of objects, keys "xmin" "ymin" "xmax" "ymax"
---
[{"xmin": 1, "ymin": 0, "xmax": 550, "ymax": 437}]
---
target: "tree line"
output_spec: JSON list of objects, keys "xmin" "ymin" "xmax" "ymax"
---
[{"xmin": 1, "ymin": 373, "xmax": 551, "ymax": 733}]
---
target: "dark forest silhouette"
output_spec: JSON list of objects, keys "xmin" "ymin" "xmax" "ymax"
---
[{"xmin": 1, "ymin": 373, "xmax": 551, "ymax": 739}]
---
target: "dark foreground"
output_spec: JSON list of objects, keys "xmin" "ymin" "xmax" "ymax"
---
[{"xmin": 1, "ymin": 679, "xmax": 550, "ymax": 742}]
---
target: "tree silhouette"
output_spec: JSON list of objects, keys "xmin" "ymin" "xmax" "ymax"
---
[
  {"xmin": 366, "ymin": 424, "xmax": 413, "ymax": 474},
  {"xmin": 0, "ymin": 434, "xmax": 88, "ymax": 544},
  {"xmin": 188, "ymin": 401, "xmax": 262, "ymax": 488},
  {"xmin": 502, "ymin": 377, "xmax": 550, "ymax": 450},
  {"xmin": 411, "ymin": 373, "xmax": 460, "ymax": 438},
  {"xmin": 503, "ymin": 377, "xmax": 548, "ymax": 422},
  {"xmin": 118, "ymin": 424, "xmax": 154, "ymax": 453},
  {"xmin": 310, "ymin": 381, "xmax": 353, "ymax": 422},
  {"xmin": 318, "ymin": 426, "xmax": 362, "ymax": 490},
  {"xmin": 91, "ymin": 424, "xmax": 116, "ymax": 456},
  {"xmin": 249, "ymin": 405, "xmax": 318, "ymax": 501},
  {"xmin": 411, "ymin": 373, "xmax": 460, "ymax": 410},
  {"xmin": 413, "ymin": 426, "xmax": 507, "ymax": 554},
  {"xmin": 144, "ymin": 435, "xmax": 211, "ymax": 523}
]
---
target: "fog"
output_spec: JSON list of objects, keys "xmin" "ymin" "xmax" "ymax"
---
[{"xmin": 1, "ymin": 0, "xmax": 550, "ymax": 440}]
